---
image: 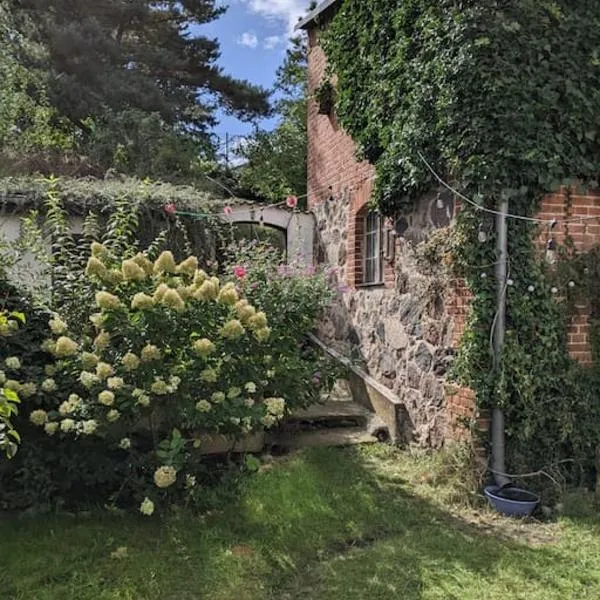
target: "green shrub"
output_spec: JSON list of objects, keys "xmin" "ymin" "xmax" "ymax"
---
[{"xmin": 3, "ymin": 241, "xmax": 337, "ymax": 514}]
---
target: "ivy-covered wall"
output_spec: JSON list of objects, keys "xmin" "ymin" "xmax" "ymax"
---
[{"xmin": 306, "ymin": 3, "xmax": 600, "ymax": 470}]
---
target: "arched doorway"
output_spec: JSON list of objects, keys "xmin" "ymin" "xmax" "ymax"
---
[{"xmin": 219, "ymin": 204, "xmax": 315, "ymax": 264}]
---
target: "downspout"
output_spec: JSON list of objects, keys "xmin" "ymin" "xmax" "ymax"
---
[{"xmin": 491, "ymin": 199, "xmax": 511, "ymax": 487}]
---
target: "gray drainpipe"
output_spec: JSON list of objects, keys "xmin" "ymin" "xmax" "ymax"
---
[{"xmin": 491, "ymin": 200, "xmax": 511, "ymax": 487}]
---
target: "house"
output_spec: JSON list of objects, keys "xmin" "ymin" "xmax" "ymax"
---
[{"xmin": 298, "ymin": 0, "xmax": 600, "ymax": 447}]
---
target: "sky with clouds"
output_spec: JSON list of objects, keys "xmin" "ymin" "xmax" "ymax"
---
[{"xmin": 198, "ymin": 0, "xmax": 311, "ymax": 147}]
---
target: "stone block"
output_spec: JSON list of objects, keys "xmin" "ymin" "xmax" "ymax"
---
[
  {"xmin": 406, "ymin": 361, "xmax": 422, "ymax": 389},
  {"xmin": 414, "ymin": 342, "xmax": 433, "ymax": 372},
  {"xmin": 384, "ymin": 319, "xmax": 409, "ymax": 350}
]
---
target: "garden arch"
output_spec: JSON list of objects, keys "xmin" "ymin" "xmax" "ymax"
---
[{"xmin": 219, "ymin": 204, "xmax": 315, "ymax": 264}]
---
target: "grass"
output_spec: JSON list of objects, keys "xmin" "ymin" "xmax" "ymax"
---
[{"xmin": 1, "ymin": 445, "xmax": 599, "ymax": 599}]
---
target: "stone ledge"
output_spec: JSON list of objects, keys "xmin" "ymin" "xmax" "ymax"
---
[{"xmin": 308, "ymin": 333, "xmax": 407, "ymax": 443}]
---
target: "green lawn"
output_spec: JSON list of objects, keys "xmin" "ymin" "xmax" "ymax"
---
[{"xmin": 1, "ymin": 446, "xmax": 599, "ymax": 599}]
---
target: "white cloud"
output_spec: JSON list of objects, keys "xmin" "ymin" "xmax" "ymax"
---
[
  {"xmin": 241, "ymin": 0, "xmax": 308, "ymax": 36},
  {"xmin": 264, "ymin": 35, "xmax": 283, "ymax": 49},
  {"xmin": 237, "ymin": 32, "xmax": 259, "ymax": 48}
]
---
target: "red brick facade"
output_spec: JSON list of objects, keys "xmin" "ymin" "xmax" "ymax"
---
[
  {"xmin": 307, "ymin": 30, "xmax": 395, "ymax": 290},
  {"xmin": 306, "ymin": 23, "xmax": 600, "ymax": 441},
  {"xmin": 445, "ymin": 191, "xmax": 600, "ymax": 435}
]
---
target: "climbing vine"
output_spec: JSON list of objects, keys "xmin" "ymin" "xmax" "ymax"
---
[{"xmin": 322, "ymin": 0, "xmax": 600, "ymax": 476}]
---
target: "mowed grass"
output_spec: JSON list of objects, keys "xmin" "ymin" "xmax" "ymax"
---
[{"xmin": 1, "ymin": 445, "xmax": 600, "ymax": 600}]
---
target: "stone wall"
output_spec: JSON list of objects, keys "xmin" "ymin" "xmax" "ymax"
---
[
  {"xmin": 308, "ymin": 25, "xmax": 459, "ymax": 447},
  {"xmin": 307, "ymin": 19, "xmax": 600, "ymax": 447},
  {"xmin": 314, "ymin": 187, "xmax": 456, "ymax": 447}
]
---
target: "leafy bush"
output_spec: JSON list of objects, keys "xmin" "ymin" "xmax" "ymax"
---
[
  {"xmin": 3, "ymin": 241, "xmax": 337, "ymax": 514},
  {"xmin": 0, "ymin": 309, "xmax": 26, "ymax": 458},
  {"xmin": 224, "ymin": 240, "xmax": 340, "ymax": 408}
]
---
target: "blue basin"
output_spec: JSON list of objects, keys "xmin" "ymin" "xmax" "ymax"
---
[{"xmin": 484, "ymin": 485, "xmax": 539, "ymax": 517}]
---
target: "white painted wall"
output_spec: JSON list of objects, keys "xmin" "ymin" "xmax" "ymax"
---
[{"xmin": 0, "ymin": 212, "xmax": 84, "ymax": 294}]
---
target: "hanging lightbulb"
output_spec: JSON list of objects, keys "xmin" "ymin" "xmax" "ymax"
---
[
  {"xmin": 478, "ymin": 225, "xmax": 487, "ymax": 243},
  {"xmin": 546, "ymin": 237, "xmax": 557, "ymax": 265},
  {"xmin": 568, "ymin": 281, "xmax": 575, "ymax": 288},
  {"xmin": 527, "ymin": 285, "xmax": 535, "ymax": 293},
  {"xmin": 506, "ymin": 278, "xmax": 514, "ymax": 286},
  {"xmin": 551, "ymin": 287, "xmax": 558, "ymax": 294},
  {"xmin": 436, "ymin": 194, "xmax": 444, "ymax": 209},
  {"xmin": 480, "ymin": 272, "xmax": 487, "ymax": 279}
]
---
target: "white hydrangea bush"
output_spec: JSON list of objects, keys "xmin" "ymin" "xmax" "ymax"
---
[{"xmin": 29, "ymin": 244, "xmax": 290, "ymax": 513}]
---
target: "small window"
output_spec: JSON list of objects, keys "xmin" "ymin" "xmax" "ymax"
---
[{"xmin": 363, "ymin": 212, "xmax": 383, "ymax": 285}]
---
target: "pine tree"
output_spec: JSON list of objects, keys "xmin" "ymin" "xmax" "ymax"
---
[{"xmin": 9, "ymin": 0, "xmax": 270, "ymax": 134}]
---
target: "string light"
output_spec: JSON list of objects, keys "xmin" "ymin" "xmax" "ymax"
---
[{"xmin": 416, "ymin": 150, "xmax": 600, "ymax": 226}]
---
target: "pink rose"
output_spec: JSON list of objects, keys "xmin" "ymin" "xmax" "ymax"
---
[
  {"xmin": 233, "ymin": 265, "xmax": 247, "ymax": 279},
  {"xmin": 286, "ymin": 195, "xmax": 298, "ymax": 209},
  {"xmin": 164, "ymin": 203, "xmax": 176, "ymax": 216},
  {"xmin": 223, "ymin": 206, "xmax": 233, "ymax": 216}
]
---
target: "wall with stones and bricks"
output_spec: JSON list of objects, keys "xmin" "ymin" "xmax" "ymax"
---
[
  {"xmin": 308, "ymin": 26, "xmax": 464, "ymax": 447},
  {"xmin": 307, "ymin": 24, "xmax": 600, "ymax": 446}
]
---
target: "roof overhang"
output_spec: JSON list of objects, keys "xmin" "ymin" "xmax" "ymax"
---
[{"xmin": 295, "ymin": 0, "xmax": 341, "ymax": 30}]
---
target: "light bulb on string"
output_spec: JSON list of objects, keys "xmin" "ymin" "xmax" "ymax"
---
[
  {"xmin": 436, "ymin": 194, "xmax": 444, "ymax": 209},
  {"xmin": 478, "ymin": 224, "xmax": 487, "ymax": 243},
  {"xmin": 546, "ymin": 237, "xmax": 557, "ymax": 265}
]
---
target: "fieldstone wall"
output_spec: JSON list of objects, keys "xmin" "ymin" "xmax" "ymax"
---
[{"xmin": 314, "ymin": 187, "xmax": 455, "ymax": 447}]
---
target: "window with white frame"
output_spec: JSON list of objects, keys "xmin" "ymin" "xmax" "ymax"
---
[{"xmin": 363, "ymin": 211, "xmax": 383, "ymax": 285}]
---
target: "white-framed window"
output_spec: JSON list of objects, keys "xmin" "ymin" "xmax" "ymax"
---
[{"xmin": 363, "ymin": 211, "xmax": 383, "ymax": 285}]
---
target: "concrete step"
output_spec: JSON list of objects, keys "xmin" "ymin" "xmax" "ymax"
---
[
  {"xmin": 289, "ymin": 400, "xmax": 373, "ymax": 424},
  {"xmin": 266, "ymin": 427, "xmax": 380, "ymax": 450},
  {"xmin": 321, "ymin": 378, "xmax": 353, "ymax": 403},
  {"xmin": 285, "ymin": 400, "xmax": 390, "ymax": 443}
]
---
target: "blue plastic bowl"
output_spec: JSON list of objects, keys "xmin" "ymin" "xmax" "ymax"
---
[{"xmin": 484, "ymin": 485, "xmax": 539, "ymax": 517}]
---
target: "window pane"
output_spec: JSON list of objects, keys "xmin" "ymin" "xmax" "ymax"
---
[{"xmin": 363, "ymin": 212, "xmax": 382, "ymax": 284}]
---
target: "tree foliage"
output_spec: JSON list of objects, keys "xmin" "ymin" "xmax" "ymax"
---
[
  {"xmin": 236, "ymin": 37, "xmax": 308, "ymax": 202},
  {"xmin": 9, "ymin": 0, "xmax": 270, "ymax": 131},
  {"xmin": 2, "ymin": 0, "xmax": 271, "ymax": 180},
  {"xmin": 0, "ymin": 3, "xmax": 72, "ymax": 155}
]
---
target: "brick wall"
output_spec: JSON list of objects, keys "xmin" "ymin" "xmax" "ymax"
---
[
  {"xmin": 307, "ymin": 30, "xmax": 394, "ymax": 290},
  {"xmin": 538, "ymin": 190, "xmax": 600, "ymax": 365},
  {"xmin": 445, "ymin": 190, "xmax": 600, "ymax": 434},
  {"xmin": 307, "ymin": 30, "xmax": 374, "ymax": 209},
  {"xmin": 306, "ymin": 25, "xmax": 600, "ymax": 444}
]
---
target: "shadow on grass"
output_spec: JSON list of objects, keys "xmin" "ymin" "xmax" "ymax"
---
[
  {"xmin": 1, "ymin": 446, "xmax": 599, "ymax": 600},
  {"xmin": 220, "ymin": 447, "xmax": 599, "ymax": 599}
]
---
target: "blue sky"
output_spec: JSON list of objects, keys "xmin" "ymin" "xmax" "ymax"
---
[{"xmin": 198, "ymin": 0, "xmax": 310, "ymax": 147}]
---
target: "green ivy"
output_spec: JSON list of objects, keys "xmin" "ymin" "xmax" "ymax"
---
[{"xmin": 322, "ymin": 0, "xmax": 600, "ymax": 478}]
